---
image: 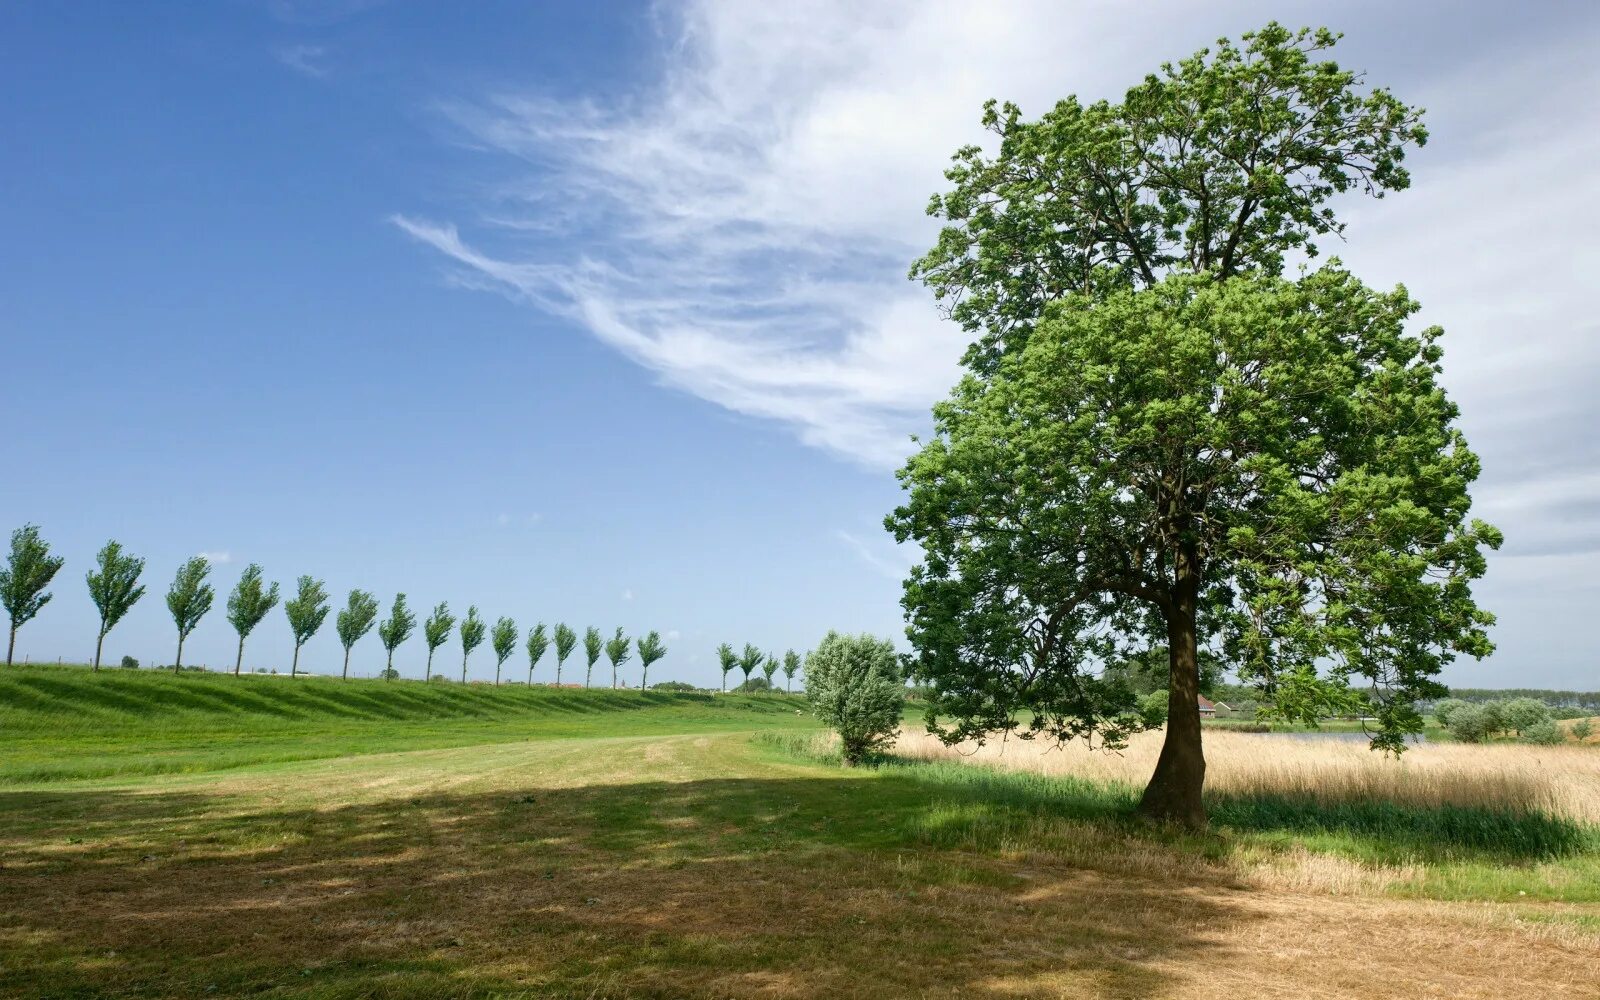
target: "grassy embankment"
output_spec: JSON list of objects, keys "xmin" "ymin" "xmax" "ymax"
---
[
  {"xmin": 0, "ymin": 666, "xmax": 1596, "ymax": 998},
  {"xmin": 0, "ymin": 664, "xmax": 812, "ymax": 784}
]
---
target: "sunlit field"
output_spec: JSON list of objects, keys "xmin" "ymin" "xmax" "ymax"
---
[{"xmin": 0, "ymin": 667, "xmax": 1597, "ymax": 998}]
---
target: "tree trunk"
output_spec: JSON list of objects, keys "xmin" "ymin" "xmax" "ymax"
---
[
  {"xmin": 642, "ymin": 665, "xmax": 648, "ymax": 689},
  {"xmin": 528, "ymin": 665, "xmax": 534, "ymax": 686},
  {"xmin": 556, "ymin": 660, "xmax": 562, "ymax": 685},
  {"xmin": 495, "ymin": 662, "xmax": 502, "ymax": 686},
  {"xmin": 175, "ymin": 634, "xmax": 185, "ymax": 673},
  {"xmin": 1137, "ymin": 577, "xmax": 1207, "ymax": 828},
  {"xmin": 462, "ymin": 653, "xmax": 468, "ymax": 684},
  {"xmin": 234, "ymin": 635, "xmax": 245, "ymax": 676},
  {"xmin": 342, "ymin": 647, "xmax": 351, "ymax": 679},
  {"xmin": 425, "ymin": 649, "xmax": 434, "ymax": 683},
  {"xmin": 93, "ymin": 630, "xmax": 106, "ymax": 671},
  {"xmin": 291, "ymin": 644, "xmax": 301, "ymax": 678},
  {"xmin": 6, "ymin": 626, "xmax": 15, "ymax": 667},
  {"xmin": 386, "ymin": 650, "xmax": 395, "ymax": 680}
]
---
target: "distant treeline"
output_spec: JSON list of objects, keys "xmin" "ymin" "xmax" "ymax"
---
[{"xmin": 1443, "ymin": 689, "xmax": 1600, "ymax": 711}]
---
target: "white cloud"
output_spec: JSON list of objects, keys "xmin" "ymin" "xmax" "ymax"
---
[
  {"xmin": 197, "ymin": 551, "xmax": 233, "ymax": 565},
  {"xmin": 836, "ymin": 529, "xmax": 917, "ymax": 582},
  {"xmin": 621, "ymin": 588, "xmax": 635, "ymax": 601},
  {"xmin": 274, "ymin": 43, "xmax": 331, "ymax": 79}
]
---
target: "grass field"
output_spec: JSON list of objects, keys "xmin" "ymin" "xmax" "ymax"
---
[{"xmin": 1, "ymin": 667, "xmax": 1597, "ymax": 998}]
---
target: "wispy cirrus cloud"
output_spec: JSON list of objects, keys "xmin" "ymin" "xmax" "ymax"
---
[
  {"xmin": 394, "ymin": 0, "xmax": 1600, "ymax": 683},
  {"xmin": 197, "ymin": 550, "xmax": 233, "ymax": 566},
  {"xmin": 274, "ymin": 43, "xmax": 331, "ymax": 79}
]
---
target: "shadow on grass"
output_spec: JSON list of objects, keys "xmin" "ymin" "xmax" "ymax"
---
[{"xmin": 0, "ymin": 771, "xmax": 1254, "ymax": 999}]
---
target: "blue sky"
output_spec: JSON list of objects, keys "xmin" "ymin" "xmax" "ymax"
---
[{"xmin": 4, "ymin": 2, "xmax": 1597, "ymax": 688}]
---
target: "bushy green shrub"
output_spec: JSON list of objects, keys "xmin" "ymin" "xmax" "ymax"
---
[
  {"xmin": 119, "ymin": 655, "xmax": 139, "ymax": 669},
  {"xmin": 1477, "ymin": 699, "xmax": 1506, "ymax": 736},
  {"xmin": 1431, "ymin": 697, "xmax": 1468, "ymax": 725},
  {"xmin": 650, "ymin": 680, "xmax": 697, "ymax": 692},
  {"xmin": 734, "ymin": 676, "xmax": 773, "ymax": 693},
  {"xmin": 1501, "ymin": 697, "xmax": 1551, "ymax": 735},
  {"xmin": 805, "ymin": 631, "xmax": 903, "ymax": 765},
  {"xmin": 1139, "ymin": 689, "xmax": 1168, "ymax": 726},
  {"xmin": 1522, "ymin": 721, "xmax": 1564, "ymax": 746},
  {"xmin": 1572, "ymin": 718, "xmax": 1594, "ymax": 741},
  {"xmin": 1446, "ymin": 703, "xmax": 1492, "ymax": 743}
]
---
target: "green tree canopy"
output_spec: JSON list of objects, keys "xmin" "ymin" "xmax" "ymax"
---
[
  {"xmin": 583, "ymin": 626, "xmax": 602, "ymax": 687},
  {"xmin": 166, "ymin": 556, "xmax": 215, "ymax": 673},
  {"xmin": 526, "ymin": 622, "xmax": 550, "ymax": 685},
  {"xmin": 553, "ymin": 623, "xmax": 577, "ymax": 685},
  {"xmin": 604, "ymin": 627, "xmax": 631, "ymax": 688},
  {"xmin": 283, "ymin": 575, "xmax": 330, "ymax": 677},
  {"xmin": 890, "ymin": 269, "xmax": 1499, "ymax": 826},
  {"xmin": 458, "ymin": 606, "xmax": 486, "ymax": 682},
  {"xmin": 716, "ymin": 642, "xmax": 737, "ymax": 691},
  {"xmin": 782, "ymin": 649, "xmax": 802, "ymax": 692},
  {"xmin": 376, "ymin": 593, "xmax": 416, "ymax": 681},
  {"xmin": 422, "ymin": 601, "xmax": 455, "ymax": 682},
  {"xmin": 761, "ymin": 653, "xmax": 779, "ymax": 686},
  {"xmin": 491, "ymin": 616, "xmax": 518, "ymax": 685},
  {"xmin": 1, "ymin": 524, "xmax": 66, "ymax": 667},
  {"xmin": 636, "ymin": 630, "xmax": 667, "ymax": 688},
  {"xmin": 335, "ymin": 589, "xmax": 380, "ymax": 679},
  {"xmin": 85, "ymin": 540, "xmax": 146, "ymax": 671},
  {"xmin": 912, "ymin": 23, "xmax": 1427, "ymax": 375},
  {"xmin": 226, "ymin": 564, "xmax": 280, "ymax": 675}
]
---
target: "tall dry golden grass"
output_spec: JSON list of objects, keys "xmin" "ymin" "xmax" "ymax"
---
[{"xmin": 895, "ymin": 728, "xmax": 1600, "ymax": 824}]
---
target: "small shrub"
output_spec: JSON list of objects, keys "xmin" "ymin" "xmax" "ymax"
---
[
  {"xmin": 1572, "ymin": 718, "xmax": 1594, "ymax": 741},
  {"xmin": 1431, "ymin": 697, "xmax": 1467, "ymax": 726},
  {"xmin": 805, "ymin": 631, "xmax": 903, "ymax": 765},
  {"xmin": 1522, "ymin": 721, "xmax": 1564, "ymax": 746},
  {"xmin": 1139, "ymin": 689, "xmax": 1168, "ymax": 726},
  {"xmin": 379, "ymin": 667, "xmax": 400, "ymax": 680},
  {"xmin": 119, "ymin": 655, "xmax": 139, "ymax": 669},
  {"xmin": 650, "ymin": 680, "xmax": 697, "ymax": 692},
  {"xmin": 733, "ymin": 675, "xmax": 772, "ymax": 693}
]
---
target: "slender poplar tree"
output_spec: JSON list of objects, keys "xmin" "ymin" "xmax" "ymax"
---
[
  {"xmin": 761, "ymin": 653, "xmax": 779, "ymax": 689},
  {"xmin": 553, "ymin": 623, "xmax": 576, "ymax": 685},
  {"xmin": 166, "ymin": 556, "xmax": 215, "ymax": 673},
  {"xmin": 636, "ymin": 630, "xmax": 667, "ymax": 689},
  {"xmin": 604, "ymin": 627, "xmax": 630, "ymax": 688},
  {"xmin": 85, "ymin": 540, "xmax": 146, "ymax": 671},
  {"xmin": 782, "ymin": 649, "xmax": 801, "ymax": 693},
  {"xmin": 717, "ymin": 642, "xmax": 736, "ymax": 692},
  {"xmin": 525, "ymin": 622, "xmax": 549, "ymax": 685},
  {"xmin": 376, "ymin": 593, "xmax": 415, "ymax": 680},
  {"xmin": 737, "ymin": 643, "xmax": 763, "ymax": 689},
  {"xmin": 227, "ymin": 564, "xmax": 280, "ymax": 675},
  {"xmin": 422, "ymin": 601, "xmax": 455, "ymax": 682},
  {"xmin": 283, "ymin": 576, "xmax": 330, "ymax": 677},
  {"xmin": 583, "ymin": 626, "xmax": 602, "ymax": 688},
  {"xmin": 336, "ymin": 589, "xmax": 379, "ymax": 679},
  {"xmin": 459, "ymin": 605, "xmax": 486, "ymax": 683},
  {"xmin": 1, "ymin": 524, "xmax": 65, "ymax": 667},
  {"xmin": 491, "ymin": 616, "xmax": 517, "ymax": 686}
]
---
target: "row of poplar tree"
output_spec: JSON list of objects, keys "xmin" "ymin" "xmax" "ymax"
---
[
  {"xmin": 715, "ymin": 642, "xmax": 803, "ymax": 693},
  {"xmin": 0, "ymin": 524, "xmax": 673, "ymax": 686}
]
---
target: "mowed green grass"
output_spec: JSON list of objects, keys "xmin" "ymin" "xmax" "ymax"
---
[
  {"xmin": 0, "ymin": 665, "xmax": 815, "ymax": 783},
  {"xmin": 1, "ymin": 668, "xmax": 1597, "ymax": 998}
]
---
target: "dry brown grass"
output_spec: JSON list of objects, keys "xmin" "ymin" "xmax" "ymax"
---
[{"xmin": 895, "ymin": 727, "xmax": 1600, "ymax": 824}]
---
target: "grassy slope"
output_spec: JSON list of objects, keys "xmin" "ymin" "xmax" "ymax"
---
[{"xmin": 0, "ymin": 665, "xmax": 814, "ymax": 783}]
